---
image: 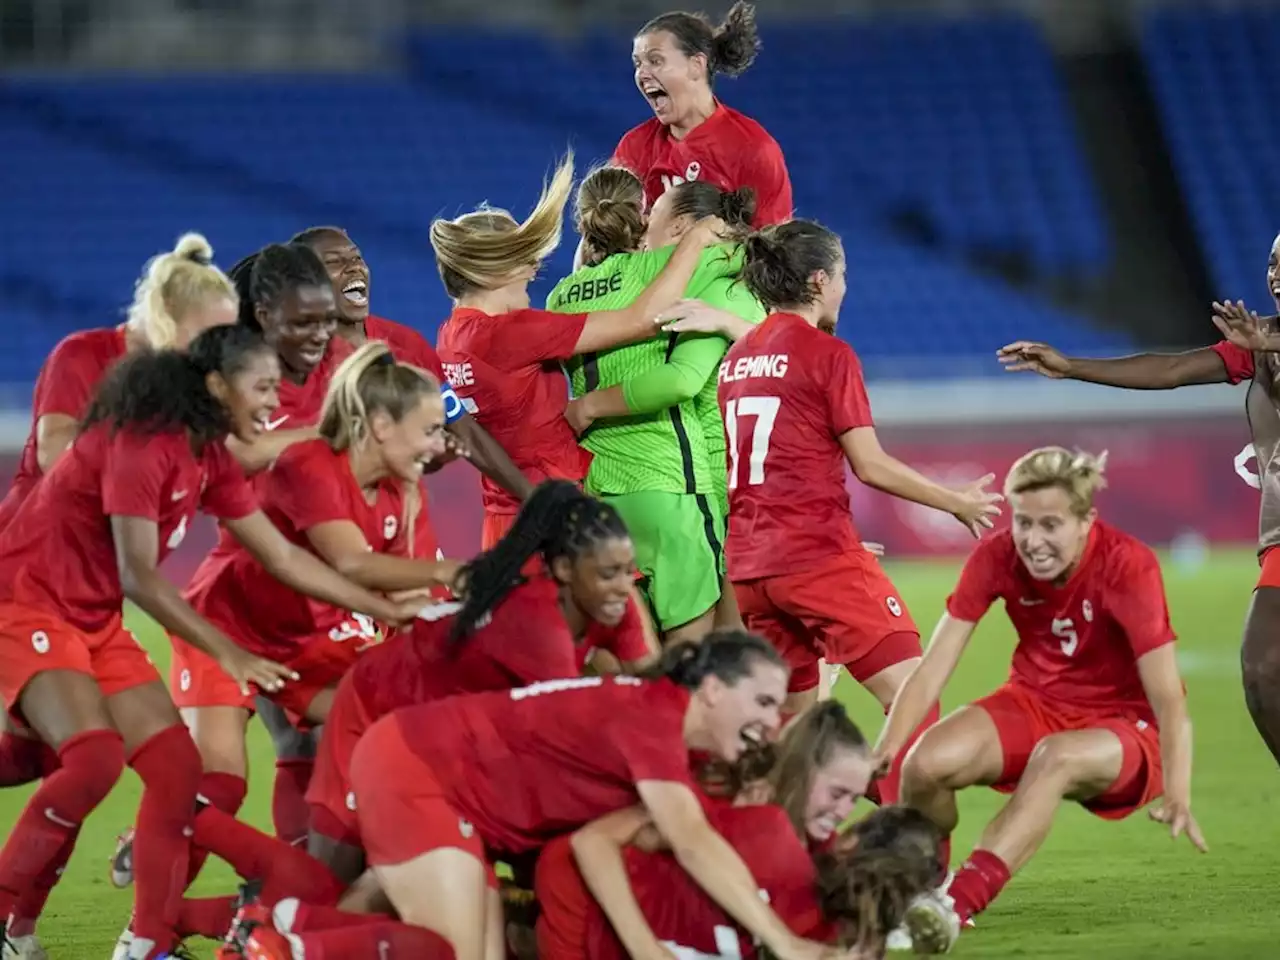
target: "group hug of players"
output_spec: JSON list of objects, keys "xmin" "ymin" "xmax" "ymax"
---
[{"xmin": 13, "ymin": 2, "xmax": 1280, "ymax": 959}]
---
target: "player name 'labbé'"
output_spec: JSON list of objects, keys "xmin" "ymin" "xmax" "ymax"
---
[{"xmin": 719, "ymin": 353, "xmax": 789, "ymax": 383}]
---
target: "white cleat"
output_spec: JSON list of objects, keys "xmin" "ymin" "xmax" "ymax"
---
[
  {"xmin": 886, "ymin": 927, "xmax": 914, "ymax": 952},
  {"xmin": 109, "ymin": 829, "xmax": 135, "ymax": 889},
  {"xmin": 2, "ymin": 934, "xmax": 48, "ymax": 960},
  {"xmin": 108, "ymin": 926, "xmax": 132, "ymax": 960},
  {"xmin": 902, "ymin": 890, "xmax": 961, "ymax": 955}
]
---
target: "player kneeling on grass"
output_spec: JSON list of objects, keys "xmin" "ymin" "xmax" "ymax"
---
[
  {"xmin": 873, "ymin": 446, "xmax": 1206, "ymax": 954},
  {"xmin": 535, "ymin": 700, "xmax": 939, "ymax": 960}
]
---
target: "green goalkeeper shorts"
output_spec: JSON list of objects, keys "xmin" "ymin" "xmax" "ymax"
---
[{"xmin": 602, "ymin": 490, "xmax": 725, "ymax": 632}]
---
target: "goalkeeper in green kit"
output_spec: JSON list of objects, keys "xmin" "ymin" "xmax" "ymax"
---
[{"xmin": 546, "ymin": 167, "xmax": 764, "ymax": 643}]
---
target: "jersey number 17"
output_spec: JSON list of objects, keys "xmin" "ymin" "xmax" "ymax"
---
[{"xmin": 725, "ymin": 397, "xmax": 780, "ymax": 490}]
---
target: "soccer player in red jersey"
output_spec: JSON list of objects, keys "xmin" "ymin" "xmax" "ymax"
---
[
  {"xmin": 874, "ymin": 447, "xmax": 1204, "ymax": 954},
  {"xmin": 673, "ymin": 220, "xmax": 999, "ymax": 805},
  {"xmin": 228, "ymin": 632, "xmax": 838, "ymax": 960},
  {"xmin": 432, "ymin": 152, "xmax": 733, "ymax": 550},
  {"xmin": 0, "ymin": 325, "xmax": 415, "ymax": 960},
  {"xmin": 613, "ymin": 3, "xmax": 791, "ymax": 230},
  {"xmin": 997, "ymin": 248, "xmax": 1280, "ymax": 770},
  {"xmin": 0, "ymin": 233, "xmax": 238, "ymax": 534},
  {"xmin": 306, "ymin": 480, "xmax": 656, "ymax": 886},
  {"xmin": 293, "ymin": 224, "xmax": 532, "ymax": 509}
]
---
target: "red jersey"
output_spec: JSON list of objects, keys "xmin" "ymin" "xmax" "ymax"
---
[
  {"xmin": 946, "ymin": 521, "xmax": 1176, "ymax": 722},
  {"xmin": 0, "ymin": 327, "xmax": 128, "ymax": 530},
  {"xmin": 1212, "ymin": 339, "xmax": 1255, "ymax": 383},
  {"xmin": 717, "ymin": 314, "xmax": 874, "ymax": 581},
  {"xmin": 585, "ymin": 805, "xmax": 829, "ymax": 960},
  {"xmin": 186, "ymin": 437, "xmax": 407, "ymax": 658},
  {"xmin": 0, "ymin": 425, "xmax": 257, "ymax": 632},
  {"xmin": 365, "ymin": 315, "xmax": 465, "ymax": 428},
  {"xmin": 394, "ymin": 676, "xmax": 693, "ymax": 853},
  {"xmin": 612, "ymin": 103, "xmax": 792, "ymax": 228},
  {"xmin": 437, "ymin": 307, "xmax": 589, "ymax": 516}
]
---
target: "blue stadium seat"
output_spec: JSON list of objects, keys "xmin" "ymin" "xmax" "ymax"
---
[{"xmin": 1140, "ymin": 7, "xmax": 1280, "ymax": 304}]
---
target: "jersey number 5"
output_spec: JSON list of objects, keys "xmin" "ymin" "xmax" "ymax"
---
[
  {"xmin": 725, "ymin": 396, "xmax": 780, "ymax": 490},
  {"xmin": 1051, "ymin": 617, "xmax": 1078, "ymax": 657}
]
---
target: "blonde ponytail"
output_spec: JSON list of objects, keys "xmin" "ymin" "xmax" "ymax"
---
[
  {"xmin": 318, "ymin": 341, "xmax": 441, "ymax": 452},
  {"xmin": 430, "ymin": 152, "xmax": 575, "ymax": 297},
  {"xmin": 126, "ymin": 232, "xmax": 237, "ymax": 349}
]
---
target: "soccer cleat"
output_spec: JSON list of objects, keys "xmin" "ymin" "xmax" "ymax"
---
[
  {"xmin": 902, "ymin": 890, "xmax": 961, "ymax": 955},
  {"xmin": 1, "ymin": 933, "xmax": 48, "ymax": 960},
  {"xmin": 109, "ymin": 829, "xmax": 135, "ymax": 888},
  {"xmin": 108, "ymin": 927, "xmax": 133, "ymax": 960},
  {"xmin": 885, "ymin": 927, "xmax": 914, "ymax": 952}
]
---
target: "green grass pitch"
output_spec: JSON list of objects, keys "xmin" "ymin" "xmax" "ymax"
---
[{"xmin": 5, "ymin": 549, "xmax": 1275, "ymax": 959}]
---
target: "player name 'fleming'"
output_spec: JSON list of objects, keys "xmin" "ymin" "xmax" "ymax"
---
[{"xmin": 719, "ymin": 353, "xmax": 789, "ymax": 383}]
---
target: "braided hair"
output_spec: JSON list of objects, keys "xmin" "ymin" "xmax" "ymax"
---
[
  {"xmin": 229, "ymin": 242, "xmax": 331, "ymax": 332},
  {"xmin": 813, "ymin": 806, "xmax": 940, "ymax": 954},
  {"xmin": 82, "ymin": 324, "xmax": 274, "ymax": 446},
  {"xmin": 449, "ymin": 480, "xmax": 629, "ymax": 643}
]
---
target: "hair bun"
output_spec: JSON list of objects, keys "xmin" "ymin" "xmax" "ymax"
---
[{"xmin": 173, "ymin": 232, "xmax": 214, "ymax": 266}]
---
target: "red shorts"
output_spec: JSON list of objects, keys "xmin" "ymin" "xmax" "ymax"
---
[
  {"xmin": 975, "ymin": 682, "xmax": 1163, "ymax": 819},
  {"xmin": 169, "ymin": 628, "xmax": 372, "ymax": 721},
  {"xmin": 306, "ymin": 677, "xmax": 372, "ymax": 847},
  {"xmin": 534, "ymin": 835, "xmax": 592, "ymax": 960},
  {"xmin": 733, "ymin": 551, "xmax": 921, "ymax": 693},
  {"xmin": 1258, "ymin": 545, "xmax": 1280, "ymax": 589},
  {"xmin": 0, "ymin": 604, "xmax": 160, "ymax": 723},
  {"xmin": 482, "ymin": 511, "xmax": 543, "ymax": 575},
  {"xmin": 348, "ymin": 714, "xmax": 495, "ymax": 886}
]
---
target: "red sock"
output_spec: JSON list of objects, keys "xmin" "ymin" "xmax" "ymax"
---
[
  {"xmin": 192, "ymin": 805, "xmax": 344, "ymax": 907},
  {"xmin": 0, "ymin": 732, "xmax": 59, "ymax": 787},
  {"xmin": 285, "ymin": 900, "xmax": 393, "ymax": 934},
  {"xmin": 185, "ymin": 772, "xmax": 248, "ymax": 888},
  {"xmin": 947, "ymin": 849, "xmax": 1012, "ymax": 922},
  {"xmin": 129, "ymin": 724, "xmax": 203, "ymax": 958},
  {"xmin": 7, "ymin": 826, "xmax": 78, "ymax": 936},
  {"xmin": 0, "ymin": 729, "xmax": 124, "ymax": 922},
  {"xmin": 867, "ymin": 701, "xmax": 940, "ymax": 807},
  {"xmin": 273, "ymin": 759, "xmax": 313, "ymax": 847},
  {"xmin": 177, "ymin": 895, "xmax": 236, "ymax": 939},
  {"xmin": 295, "ymin": 921, "xmax": 456, "ymax": 960}
]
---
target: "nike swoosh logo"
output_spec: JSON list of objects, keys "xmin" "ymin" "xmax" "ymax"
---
[
  {"xmin": 264, "ymin": 416, "xmax": 289, "ymax": 431},
  {"xmin": 171, "ymin": 489, "xmax": 188, "ymax": 501},
  {"xmin": 44, "ymin": 807, "xmax": 77, "ymax": 829},
  {"xmin": 1019, "ymin": 597, "xmax": 1044, "ymax": 606}
]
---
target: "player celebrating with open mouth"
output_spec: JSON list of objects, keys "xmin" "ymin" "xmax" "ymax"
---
[{"xmin": 875, "ymin": 447, "xmax": 1204, "ymax": 954}]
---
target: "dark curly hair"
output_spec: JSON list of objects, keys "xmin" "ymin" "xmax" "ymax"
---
[
  {"xmin": 229, "ymin": 242, "xmax": 331, "ymax": 331},
  {"xmin": 81, "ymin": 324, "xmax": 274, "ymax": 446},
  {"xmin": 449, "ymin": 480, "xmax": 630, "ymax": 643}
]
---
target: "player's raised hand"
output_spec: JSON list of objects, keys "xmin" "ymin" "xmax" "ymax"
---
[
  {"xmin": 221, "ymin": 649, "xmax": 298, "ymax": 697},
  {"xmin": 1211, "ymin": 300, "xmax": 1280, "ymax": 353},
  {"xmin": 949, "ymin": 473, "xmax": 1003, "ymax": 538},
  {"xmin": 997, "ymin": 341, "xmax": 1071, "ymax": 378},
  {"xmin": 1149, "ymin": 799, "xmax": 1209, "ymax": 853}
]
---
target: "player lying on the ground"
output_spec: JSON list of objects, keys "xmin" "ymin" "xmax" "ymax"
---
[
  {"xmin": 873, "ymin": 445, "xmax": 1206, "ymax": 954},
  {"xmin": 221, "ymin": 632, "xmax": 843, "ymax": 960},
  {"xmin": 535, "ymin": 700, "xmax": 937, "ymax": 960},
  {"xmin": 997, "ymin": 243, "xmax": 1280, "ymax": 773},
  {"xmin": 306, "ymin": 479, "xmax": 657, "ymax": 888}
]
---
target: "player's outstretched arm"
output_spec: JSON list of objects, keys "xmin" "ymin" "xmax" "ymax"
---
[
  {"xmin": 636, "ymin": 780, "xmax": 833, "ymax": 960},
  {"xmin": 450, "ymin": 413, "xmax": 534, "ymax": 500},
  {"xmin": 840, "ymin": 428, "xmax": 1002, "ymax": 537},
  {"xmin": 571, "ymin": 807, "xmax": 676, "ymax": 960},
  {"xmin": 226, "ymin": 426, "xmax": 319, "ymax": 475},
  {"xmin": 997, "ymin": 340, "xmax": 1231, "ymax": 390},
  {"xmin": 303, "ymin": 519, "xmax": 462, "ymax": 594},
  {"xmin": 873, "ymin": 614, "xmax": 976, "ymax": 771},
  {"xmin": 1137, "ymin": 645, "xmax": 1208, "ymax": 852}
]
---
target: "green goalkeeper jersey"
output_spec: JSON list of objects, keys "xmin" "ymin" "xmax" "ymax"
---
[{"xmin": 546, "ymin": 244, "xmax": 763, "ymax": 496}]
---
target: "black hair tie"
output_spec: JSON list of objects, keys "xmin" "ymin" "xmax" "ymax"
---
[{"xmin": 372, "ymin": 352, "xmax": 396, "ymax": 368}]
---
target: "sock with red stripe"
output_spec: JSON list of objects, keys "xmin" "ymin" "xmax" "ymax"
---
[
  {"xmin": 6, "ymin": 826, "xmax": 78, "ymax": 936},
  {"xmin": 947, "ymin": 849, "xmax": 1012, "ymax": 923},
  {"xmin": 0, "ymin": 729, "xmax": 124, "ymax": 924},
  {"xmin": 272, "ymin": 758, "xmax": 314, "ymax": 847},
  {"xmin": 129, "ymin": 724, "xmax": 203, "ymax": 958},
  {"xmin": 284, "ymin": 900, "xmax": 391, "ymax": 934},
  {"xmin": 293, "ymin": 921, "xmax": 456, "ymax": 960},
  {"xmin": 0, "ymin": 731, "xmax": 59, "ymax": 787},
  {"xmin": 176, "ymin": 896, "xmax": 237, "ymax": 939},
  {"xmin": 183, "ymin": 771, "xmax": 248, "ymax": 888}
]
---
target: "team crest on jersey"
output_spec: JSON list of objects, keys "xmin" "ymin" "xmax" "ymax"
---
[
  {"xmin": 383, "ymin": 515, "xmax": 398, "ymax": 540},
  {"xmin": 886, "ymin": 597, "xmax": 903, "ymax": 617},
  {"xmin": 685, "ymin": 161, "xmax": 701, "ymax": 181},
  {"xmin": 1082, "ymin": 600, "xmax": 1093, "ymax": 623},
  {"xmin": 458, "ymin": 818, "xmax": 474, "ymax": 839}
]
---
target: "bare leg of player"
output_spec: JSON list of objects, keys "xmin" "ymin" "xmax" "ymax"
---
[
  {"xmin": 664, "ymin": 608, "xmax": 717, "ymax": 646},
  {"xmin": 375, "ymin": 849, "xmax": 501, "ymax": 960},
  {"xmin": 900, "ymin": 706, "xmax": 1006, "ymax": 844},
  {"xmin": 902, "ymin": 729, "xmax": 1124, "ymax": 955},
  {"xmin": 712, "ymin": 574, "xmax": 744, "ymax": 631},
  {"xmin": 1241, "ymin": 587, "xmax": 1280, "ymax": 766}
]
